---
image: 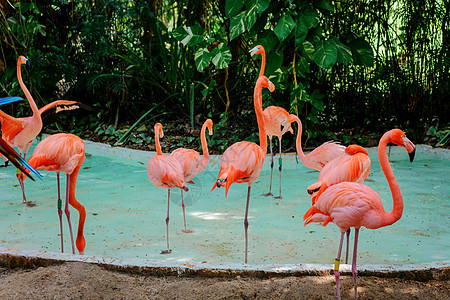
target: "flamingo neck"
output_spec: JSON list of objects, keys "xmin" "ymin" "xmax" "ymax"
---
[
  {"xmin": 293, "ymin": 115, "xmax": 307, "ymax": 161},
  {"xmin": 378, "ymin": 132, "xmax": 404, "ymax": 226},
  {"xmin": 198, "ymin": 122, "xmax": 210, "ymax": 173},
  {"xmin": 254, "ymin": 82, "xmax": 267, "ymax": 155},
  {"xmin": 259, "ymin": 51, "xmax": 265, "ymax": 77},
  {"xmin": 17, "ymin": 60, "xmax": 39, "ymax": 117},
  {"xmin": 155, "ymin": 130, "xmax": 162, "ymax": 155}
]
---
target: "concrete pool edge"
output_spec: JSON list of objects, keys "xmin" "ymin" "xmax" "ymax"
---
[{"xmin": 1, "ymin": 248, "xmax": 448, "ymax": 281}]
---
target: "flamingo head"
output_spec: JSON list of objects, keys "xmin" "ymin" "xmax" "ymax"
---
[
  {"xmin": 18, "ymin": 56, "xmax": 30, "ymax": 68},
  {"xmin": 154, "ymin": 123, "xmax": 164, "ymax": 139},
  {"xmin": 249, "ymin": 45, "xmax": 264, "ymax": 57},
  {"xmin": 257, "ymin": 76, "xmax": 275, "ymax": 92},
  {"xmin": 389, "ymin": 129, "xmax": 416, "ymax": 162},
  {"xmin": 205, "ymin": 118, "xmax": 213, "ymax": 136}
]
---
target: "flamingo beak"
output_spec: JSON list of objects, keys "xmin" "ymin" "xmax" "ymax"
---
[
  {"xmin": 408, "ymin": 148, "xmax": 416, "ymax": 163},
  {"xmin": 26, "ymin": 60, "xmax": 31, "ymax": 68},
  {"xmin": 249, "ymin": 46, "xmax": 258, "ymax": 56}
]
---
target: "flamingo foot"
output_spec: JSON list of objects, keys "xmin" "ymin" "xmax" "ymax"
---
[
  {"xmin": 274, "ymin": 195, "xmax": 282, "ymax": 199},
  {"xmin": 160, "ymin": 249, "xmax": 172, "ymax": 254},
  {"xmin": 262, "ymin": 192, "xmax": 273, "ymax": 197},
  {"xmin": 182, "ymin": 229, "xmax": 194, "ymax": 233},
  {"xmin": 24, "ymin": 200, "xmax": 36, "ymax": 207}
]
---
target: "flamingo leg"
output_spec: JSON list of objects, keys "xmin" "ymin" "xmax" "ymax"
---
[
  {"xmin": 352, "ymin": 228, "xmax": 360, "ymax": 300},
  {"xmin": 181, "ymin": 189, "xmax": 193, "ymax": 233},
  {"xmin": 264, "ymin": 138, "xmax": 274, "ymax": 197},
  {"xmin": 244, "ymin": 185, "xmax": 251, "ymax": 264},
  {"xmin": 161, "ymin": 189, "xmax": 172, "ymax": 254},
  {"xmin": 64, "ymin": 174, "xmax": 76, "ymax": 254},
  {"xmin": 345, "ymin": 228, "xmax": 351, "ymax": 264},
  {"xmin": 274, "ymin": 137, "xmax": 283, "ymax": 199},
  {"xmin": 57, "ymin": 174, "xmax": 64, "ymax": 253},
  {"xmin": 334, "ymin": 231, "xmax": 345, "ymax": 300},
  {"xmin": 17, "ymin": 151, "xmax": 34, "ymax": 207}
]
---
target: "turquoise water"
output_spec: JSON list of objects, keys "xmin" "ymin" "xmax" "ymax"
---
[{"xmin": 0, "ymin": 138, "xmax": 448, "ymax": 265}]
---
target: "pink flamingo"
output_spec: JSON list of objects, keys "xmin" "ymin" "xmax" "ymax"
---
[
  {"xmin": 0, "ymin": 97, "xmax": 42, "ymax": 180},
  {"xmin": 211, "ymin": 76, "xmax": 274, "ymax": 263},
  {"xmin": 147, "ymin": 123, "xmax": 189, "ymax": 254},
  {"xmin": 306, "ymin": 144, "xmax": 371, "ymax": 264},
  {"xmin": 250, "ymin": 45, "xmax": 293, "ymax": 199},
  {"xmin": 0, "ymin": 56, "xmax": 79, "ymax": 205},
  {"xmin": 285, "ymin": 114, "xmax": 345, "ymax": 171},
  {"xmin": 303, "ymin": 129, "xmax": 415, "ymax": 300},
  {"xmin": 20, "ymin": 133, "xmax": 86, "ymax": 254},
  {"xmin": 170, "ymin": 119, "xmax": 213, "ymax": 233}
]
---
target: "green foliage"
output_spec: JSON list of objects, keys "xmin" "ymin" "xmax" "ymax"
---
[{"xmin": 0, "ymin": 0, "xmax": 448, "ymax": 150}]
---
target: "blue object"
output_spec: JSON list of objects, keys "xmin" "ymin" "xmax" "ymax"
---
[{"xmin": 0, "ymin": 96, "xmax": 23, "ymax": 107}]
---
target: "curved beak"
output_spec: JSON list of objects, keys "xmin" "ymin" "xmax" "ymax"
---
[
  {"xmin": 26, "ymin": 60, "xmax": 31, "ymax": 68},
  {"xmin": 249, "ymin": 46, "xmax": 258, "ymax": 56},
  {"xmin": 408, "ymin": 148, "xmax": 416, "ymax": 162}
]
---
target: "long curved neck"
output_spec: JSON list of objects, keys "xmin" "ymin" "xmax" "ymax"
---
[
  {"xmin": 293, "ymin": 115, "xmax": 307, "ymax": 161},
  {"xmin": 377, "ymin": 132, "xmax": 404, "ymax": 226},
  {"xmin": 155, "ymin": 130, "xmax": 162, "ymax": 155},
  {"xmin": 254, "ymin": 82, "xmax": 267, "ymax": 155},
  {"xmin": 259, "ymin": 50, "xmax": 266, "ymax": 77},
  {"xmin": 17, "ymin": 60, "xmax": 39, "ymax": 116},
  {"xmin": 198, "ymin": 122, "xmax": 210, "ymax": 173}
]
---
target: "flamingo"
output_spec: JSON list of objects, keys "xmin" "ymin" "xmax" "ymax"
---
[
  {"xmin": 170, "ymin": 118, "xmax": 213, "ymax": 233},
  {"xmin": 0, "ymin": 56, "xmax": 79, "ymax": 205},
  {"xmin": 211, "ymin": 76, "xmax": 275, "ymax": 263},
  {"xmin": 0, "ymin": 97, "xmax": 42, "ymax": 180},
  {"xmin": 250, "ymin": 45, "xmax": 293, "ymax": 199},
  {"xmin": 285, "ymin": 114, "xmax": 345, "ymax": 171},
  {"xmin": 306, "ymin": 144, "xmax": 371, "ymax": 264},
  {"xmin": 303, "ymin": 129, "xmax": 415, "ymax": 300},
  {"xmin": 147, "ymin": 123, "xmax": 189, "ymax": 254},
  {"xmin": 20, "ymin": 133, "xmax": 86, "ymax": 255}
]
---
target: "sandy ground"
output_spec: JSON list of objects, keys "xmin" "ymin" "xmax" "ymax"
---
[{"xmin": 0, "ymin": 262, "xmax": 448, "ymax": 299}]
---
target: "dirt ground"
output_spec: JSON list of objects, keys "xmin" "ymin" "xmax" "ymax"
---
[{"xmin": 0, "ymin": 262, "xmax": 448, "ymax": 300}]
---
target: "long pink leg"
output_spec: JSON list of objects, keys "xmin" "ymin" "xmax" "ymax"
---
[
  {"xmin": 263, "ymin": 139, "xmax": 274, "ymax": 197},
  {"xmin": 352, "ymin": 228, "xmax": 360, "ymax": 300},
  {"xmin": 181, "ymin": 189, "xmax": 193, "ymax": 233},
  {"xmin": 274, "ymin": 137, "xmax": 283, "ymax": 199},
  {"xmin": 57, "ymin": 174, "xmax": 64, "ymax": 253},
  {"xmin": 64, "ymin": 174, "xmax": 76, "ymax": 254},
  {"xmin": 334, "ymin": 231, "xmax": 345, "ymax": 300},
  {"xmin": 161, "ymin": 189, "xmax": 172, "ymax": 254},
  {"xmin": 244, "ymin": 185, "xmax": 251, "ymax": 264},
  {"xmin": 345, "ymin": 228, "xmax": 351, "ymax": 264},
  {"xmin": 18, "ymin": 151, "xmax": 34, "ymax": 207}
]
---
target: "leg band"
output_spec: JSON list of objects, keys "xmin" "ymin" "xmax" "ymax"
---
[{"xmin": 334, "ymin": 259, "xmax": 340, "ymax": 271}]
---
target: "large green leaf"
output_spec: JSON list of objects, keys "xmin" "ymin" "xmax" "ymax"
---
[
  {"xmin": 300, "ymin": 4, "xmax": 320, "ymax": 28},
  {"xmin": 313, "ymin": 39, "xmax": 337, "ymax": 69},
  {"xmin": 296, "ymin": 55, "xmax": 310, "ymax": 78},
  {"xmin": 265, "ymin": 50, "xmax": 283, "ymax": 75},
  {"xmin": 302, "ymin": 41, "xmax": 315, "ymax": 57},
  {"xmin": 315, "ymin": 0, "xmax": 334, "ymax": 12},
  {"xmin": 225, "ymin": 0, "xmax": 245, "ymax": 18},
  {"xmin": 332, "ymin": 37, "xmax": 353, "ymax": 64},
  {"xmin": 211, "ymin": 43, "xmax": 232, "ymax": 69},
  {"xmin": 229, "ymin": 11, "xmax": 246, "ymax": 40},
  {"xmin": 349, "ymin": 37, "xmax": 374, "ymax": 67},
  {"xmin": 194, "ymin": 48, "xmax": 211, "ymax": 72},
  {"xmin": 256, "ymin": 30, "xmax": 278, "ymax": 53},
  {"xmin": 245, "ymin": 4, "xmax": 258, "ymax": 30},
  {"xmin": 274, "ymin": 15, "xmax": 296, "ymax": 42},
  {"xmin": 172, "ymin": 25, "xmax": 204, "ymax": 46},
  {"xmin": 246, "ymin": 0, "xmax": 270, "ymax": 15},
  {"xmin": 295, "ymin": 18, "xmax": 308, "ymax": 46}
]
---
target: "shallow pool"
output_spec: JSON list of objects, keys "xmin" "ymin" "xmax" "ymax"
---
[{"xmin": 0, "ymin": 137, "xmax": 448, "ymax": 265}]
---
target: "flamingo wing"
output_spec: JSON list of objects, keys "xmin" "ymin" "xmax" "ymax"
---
[
  {"xmin": 170, "ymin": 148, "xmax": 202, "ymax": 181},
  {"xmin": 304, "ymin": 182, "xmax": 382, "ymax": 230},
  {"xmin": 147, "ymin": 155, "xmax": 185, "ymax": 189},
  {"xmin": 305, "ymin": 141, "xmax": 345, "ymax": 171},
  {"xmin": 263, "ymin": 106, "xmax": 292, "ymax": 137}
]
